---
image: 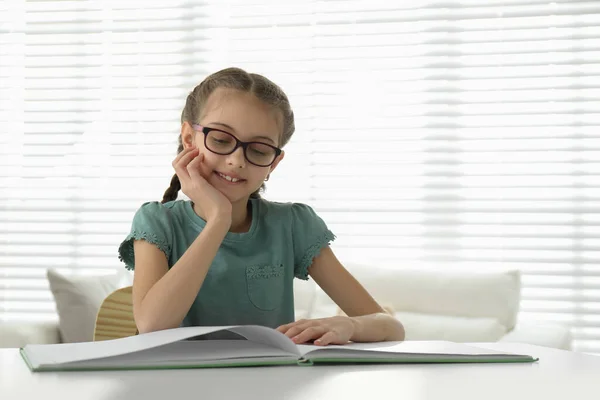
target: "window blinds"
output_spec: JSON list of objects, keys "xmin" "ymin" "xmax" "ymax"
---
[
  {"xmin": 0, "ymin": 0, "xmax": 216, "ymax": 320},
  {"xmin": 1, "ymin": 0, "xmax": 599, "ymax": 354}
]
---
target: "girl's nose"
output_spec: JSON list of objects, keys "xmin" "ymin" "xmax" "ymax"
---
[{"xmin": 226, "ymin": 146, "xmax": 246, "ymax": 168}]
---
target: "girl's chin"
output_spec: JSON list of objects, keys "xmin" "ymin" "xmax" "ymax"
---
[{"xmin": 210, "ymin": 180, "xmax": 258, "ymax": 203}]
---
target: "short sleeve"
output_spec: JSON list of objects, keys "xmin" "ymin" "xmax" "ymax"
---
[
  {"xmin": 118, "ymin": 202, "xmax": 173, "ymax": 271},
  {"xmin": 290, "ymin": 203, "xmax": 336, "ymax": 280}
]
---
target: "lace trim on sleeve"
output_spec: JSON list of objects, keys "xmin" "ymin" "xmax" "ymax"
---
[
  {"xmin": 295, "ymin": 229, "xmax": 336, "ymax": 280},
  {"xmin": 118, "ymin": 230, "xmax": 171, "ymax": 271}
]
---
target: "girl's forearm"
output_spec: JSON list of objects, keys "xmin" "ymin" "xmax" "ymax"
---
[
  {"xmin": 136, "ymin": 218, "xmax": 230, "ymax": 333},
  {"xmin": 349, "ymin": 313, "xmax": 405, "ymax": 342}
]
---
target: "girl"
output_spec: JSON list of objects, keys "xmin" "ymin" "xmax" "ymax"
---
[{"xmin": 118, "ymin": 67, "xmax": 405, "ymax": 346}]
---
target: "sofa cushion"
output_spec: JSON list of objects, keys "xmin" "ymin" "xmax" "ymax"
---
[
  {"xmin": 395, "ymin": 311, "xmax": 507, "ymax": 342},
  {"xmin": 47, "ymin": 269, "xmax": 133, "ymax": 343},
  {"xmin": 499, "ymin": 321, "xmax": 572, "ymax": 350},
  {"xmin": 341, "ymin": 264, "xmax": 521, "ymax": 330},
  {"xmin": 0, "ymin": 321, "xmax": 61, "ymax": 348},
  {"xmin": 293, "ymin": 278, "xmax": 317, "ymax": 320}
]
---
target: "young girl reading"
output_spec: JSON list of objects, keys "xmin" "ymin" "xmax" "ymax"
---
[{"xmin": 118, "ymin": 67, "xmax": 405, "ymax": 346}]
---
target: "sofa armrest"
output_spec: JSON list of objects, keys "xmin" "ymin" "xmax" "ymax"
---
[
  {"xmin": 0, "ymin": 322, "xmax": 61, "ymax": 348},
  {"xmin": 499, "ymin": 322, "xmax": 572, "ymax": 350}
]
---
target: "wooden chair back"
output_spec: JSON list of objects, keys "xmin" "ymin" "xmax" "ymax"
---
[{"xmin": 93, "ymin": 285, "xmax": 138, "ymax": 341}]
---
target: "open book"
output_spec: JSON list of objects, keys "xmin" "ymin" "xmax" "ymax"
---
[{"xmin": 20, "ymin": 325, "xmax": 539, "ymax": 372}]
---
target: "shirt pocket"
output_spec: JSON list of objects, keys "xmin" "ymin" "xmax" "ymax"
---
[{"xmin": 245, "ymin": 264, "xmax": 285, "ymax": 311}]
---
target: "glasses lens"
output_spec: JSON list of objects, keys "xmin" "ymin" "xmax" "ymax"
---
[
  {"xmin": 206, "ymin": 130, "xmax": 236, "ymax": 154},
  {"xmin": 247, "ymin": 143, "xmax": 276, "ymax": 166}
]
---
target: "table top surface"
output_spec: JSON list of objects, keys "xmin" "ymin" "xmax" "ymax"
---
[{"xmin": 2, "ymin": 342, "xmax": 600, "ymax": 400}]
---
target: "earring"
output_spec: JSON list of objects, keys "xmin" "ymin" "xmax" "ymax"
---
[{"xmin": 265, "ymin": 174, "xmax": 270, "ymax": 182}]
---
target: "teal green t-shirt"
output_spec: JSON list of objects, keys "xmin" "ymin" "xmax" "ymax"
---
[{"xmin": 117, "ymin": 198, "xmax": 335, "ymax": 330}]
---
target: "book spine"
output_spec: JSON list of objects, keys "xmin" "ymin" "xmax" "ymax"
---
[{"xmin": 297, "ymin": 358, "xmax": 314, "ymax": 367}]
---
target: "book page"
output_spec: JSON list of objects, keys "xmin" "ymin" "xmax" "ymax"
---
[
  {"xmin": 24, "ymin": 326, "xmax": 237, "ymax": 366},
  {"xmin": 227, "ymin": 325, "xmax": 300, "ymax": 356},
  {"xmin": 295, "ymin": 341, "xmax": 400, "ymax": 357},
  {"xmin": 62, "ymin": 340, "xmax": 296, "ymax": 368},
  {"xmin": 24, "ymin": 325, "xmax": 301, "ymax": 369},
  {"xmin": 298, "ymin": 341, "xmax": 535, "ymax": 361}
]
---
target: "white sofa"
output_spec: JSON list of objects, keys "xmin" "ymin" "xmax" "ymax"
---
[
  {"xmin": 295, "ymin": 265, "xmax": 572, "ymax": 350},
  {"xmin": 0, "ymin": 265, "xmax": 572, "ymax": 350}
]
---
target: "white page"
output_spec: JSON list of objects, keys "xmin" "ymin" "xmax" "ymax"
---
[
  {"xmin": 23, "ymin": 326, "xmax": 237, "ymax": 366},
  {"xmin": 23, "ymin": 325, "xmax": 299, "ymax": 368},
  {"xmin": 65, "ymin": 356, "xmax": 298, "ymax": 369},
  {"xmin": 61, "ymin": 340, "xmax": 296, "ymax": 368},
  {"xmin": 297, "ymin": 341, "xmax": 534, "ymax": 359},
  {"xmin": 228, "ymin": 325, "xmax": 300, "ymax": 356}
]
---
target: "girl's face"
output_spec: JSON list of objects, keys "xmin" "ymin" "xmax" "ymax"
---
[{"xmin": 181, "ymin": 87, "xmax": 285, "ymax": 204}]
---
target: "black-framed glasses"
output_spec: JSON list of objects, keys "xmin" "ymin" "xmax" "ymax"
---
[{"xmin": 192, "ymin": 124, "xmax": 282, "ymax": 167}]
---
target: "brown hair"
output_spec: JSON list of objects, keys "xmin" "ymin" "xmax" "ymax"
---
[{"xmin": 161, "ymin": 67, "xmax": 295, "ymax": 204}]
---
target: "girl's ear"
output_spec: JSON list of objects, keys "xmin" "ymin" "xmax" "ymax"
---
[
  {"xmin": 180, "ymin": 122, "xmax": 195, "ymax": 150},
  {"xmin": 269, "ymin": 150, "xmax": 285, "ymax": 174}
]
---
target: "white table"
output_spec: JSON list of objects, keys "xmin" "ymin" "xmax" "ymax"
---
[{"xmin": 2, "ymin": 342, "xmax": 600, "ymax": 400}]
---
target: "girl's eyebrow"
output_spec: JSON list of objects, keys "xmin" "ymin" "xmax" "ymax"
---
[{"xmin": 209, "ymin": 121, "xmax": 276, "ymax": 145}]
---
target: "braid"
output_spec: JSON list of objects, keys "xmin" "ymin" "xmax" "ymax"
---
[{"xmin": 161, "ymin": 173, "xmax": 181, "ymax": 204}]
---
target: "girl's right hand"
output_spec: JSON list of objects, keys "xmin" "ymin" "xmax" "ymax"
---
[{"xmin": 173, "ymin": 147, "xmax": 233, "ymax": 224}]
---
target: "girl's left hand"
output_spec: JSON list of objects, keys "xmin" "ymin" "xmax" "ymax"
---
[{"xmin": 276, "ymin": 316, "xmax": 355, "ymax": 346}]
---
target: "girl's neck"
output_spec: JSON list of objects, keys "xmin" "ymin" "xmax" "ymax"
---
[{"xmin": 229, "ymin": 198, "xmax": 252, "ymax": 233}]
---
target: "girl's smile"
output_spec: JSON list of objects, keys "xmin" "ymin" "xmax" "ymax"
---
[{"xmin": 213, "ymin": 171, "xmax": 247, "ymax": 185}]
